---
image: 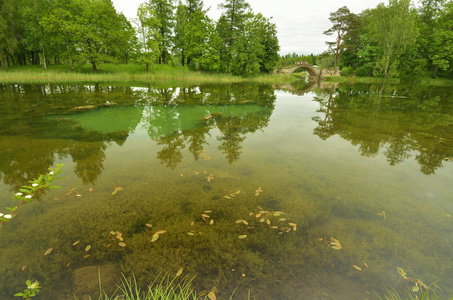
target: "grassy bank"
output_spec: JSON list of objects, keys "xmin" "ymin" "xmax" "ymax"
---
[
  {"xmin": 0, "ymin": 64, "xmax": 292, "ymax": 84},
  {"xmin": 324, "ymin": 75, "xmax": 453, "ymax": 85}
]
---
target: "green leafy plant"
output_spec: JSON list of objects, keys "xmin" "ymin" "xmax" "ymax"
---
[
  {"xmin": 0, "ymin": 164, "xmax": 64, "ymax": 228},
  {"xmin": 14, "ymin": 280, "xmax": 41, "ymax": 299}
]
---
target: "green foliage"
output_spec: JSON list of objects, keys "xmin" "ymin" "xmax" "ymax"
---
[
  {"xmin": 14, "ymin": 280, "xmax": 41, "ymax": 299},
  {"xmin": 354, "ymin": 65, "xmax": 372, "ymax": 77},
  {"xmin": 148, "ymin": 0, "xmax": 175, "ymax": 64},
  {"xmin": 341, "ymin": 66, "xmax": 354, "ymax": 76},
  {"xmin": 136, "ymin": 3, "xmax": 162, "ymax": 71},
  {"xmin": 0, "ymin": 164, "xmax": 63, "ymax": 228}
]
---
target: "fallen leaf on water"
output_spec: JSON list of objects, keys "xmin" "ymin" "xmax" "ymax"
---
[
  {"xmin": 66, "ymin": 262, "xmax": 70, "ymax": 267},
  {"xmin": 363, "ymin": 262, "xmax": 369, "ymax": 268},
  {"xmin": 118, "ymin": 237, "xmax": 124, "ymax": 241},
  {"xmin": 259, "ymin": 218, "xmax": 265, "ymax": 223},
  {"xmin": 413, "ymin": 286, "xmax": 420, "ymax": 292},
  {"xmin": 145, "ymin": 224, "xmax": 152, "ymax": 228},
  {"xmin": 119, "ymin": 242, "xmax": 126, "ymax": 247},
  {"xmin": 111, "ymin": 186, "xmax": 123, "ymax": 195},
  {"xmin": 155, "ymin": 230, "xmax": 166, "ymax": 235},
  {"xmin": 68, "ymin": 188, "xmax": 77, "ymax": 192},
  {"xmin": 176, "ymin": 267, "xmax": 184, "ymax": 277},
  {"xmin": 187, "ymin": 232, "xmax": 195, "ymax": 236},
  {"xmin": 191, "ymin": 221, "xmax": 194, "ymax": 226},
  {"xmin": 242, "ymin": 220, "xmax": 248, "ymax": 225},
  {"xmin": 180, "ymin": 174, "xmax": 184, "ymax": 177},
  {"xmin": 193, "ymin": 171, "xmax": 199, "ymax": 175},
  {"xmin": 44, "ymin": 248, "xmax": 53, "ymax": 256},
  {"xmin": 235, "ymin": 220, "xmax": 244, "ymax": 224},
  {"xmin": 202, "ymin": 214, "xmax": 210, "ymax": 218},
  {"xmin": 256, "ymin": 213, "xmax": 261, "ymax": 218},
  {"xmin": 352, "ymin": 265, "xmax": 362, "ymax": 271},
  {"xmin": 279, "ymin": 218, "xmax": 286, "ymax": 221},
  {"xmin": 21, "ymin": 265, "xmax": 26, "ymax": 271},
  {"xmin": 76, "ymin": 193, "xmax": 81, "ymax": 197},
  {"xmin": 65, "ymin": 192, "xmax": 72, "ymax": 196},
  {"xmin": 330, "ymin": 238, "xmax": 342, "ymax": 250},
  {"xmin": 266, "ymin": 220, "xmax": 271, "ymax": 225},
  {"xmin": 249, "ymin": 212, "xmax": 253, "ymax": 216},
  {"xmin": 73, "ymin": 241, "xmax": 80, "ymax": 246},
  {"xmin": 88, "ymin": 188, "xmax": 93, "ymax": 192},
  {"xmin": 151, "ymin": 234, "xmax": 159, "ymax": 242},
  {"xmin": 204, "ymin": 210, "xmax": 212, "ymax": 213},
  {"xmin": 271, "ymin": 226, "xmax": 279, "ymax": 229},
  {"xmin": 83, "ymin": 255, "xmax": 90, "ymax": 259},
  {"xmin": 85, "ymin": 245, "xmax": 91, "ymax": 252},
  {"xmin": 208, "ymin": 291, "xmax": 216, "ymax": 300},
  {"xmin": 110, "ymin": 231, "xmax": 116, "ymax": 235},
  {"xmin": 224, "ymin": 196, "xmax": 233, "ymax": 199},
  {"xmin": 210, "ymin": 220, "xmax": 214, "ymax": 225},
  {"xmin": 238, "ymin": 235, "xmax": 247, "ymax": 239}
]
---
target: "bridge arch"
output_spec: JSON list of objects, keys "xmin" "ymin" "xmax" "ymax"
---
[{"xmin": 288, "ymin": 65, "xmax": 318, "ymax": 77}]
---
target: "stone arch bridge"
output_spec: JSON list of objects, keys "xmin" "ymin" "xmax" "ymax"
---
[{"xmin": 275, "ymin": 61, "xmax": 341, "ymax": 80}]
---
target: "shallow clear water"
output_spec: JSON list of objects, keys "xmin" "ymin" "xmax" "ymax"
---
[{"xmin": 0, "ymin": 82, "xmax": 452, "ymax": 299}]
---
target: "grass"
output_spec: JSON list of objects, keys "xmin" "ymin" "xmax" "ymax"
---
[
  {"xmin": 324, "ymin": 74, "xmax": 453, "ymax": 85},
  {"xmin": 74, "ymin": 272, "xmax": 246, "ymax": 300},
  {"xmin": 0, "ymin": 64, "xmax": 293, "ymax": 84},
  {"xmin": 376, "ymin": 287, "xmax": 443, "ymax": 300}
]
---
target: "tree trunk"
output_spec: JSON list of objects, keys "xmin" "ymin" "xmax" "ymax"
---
[
  {"xmin": 92, "ymin": 61, "xmax": 97, "ymax": 73},
  {"xmin": 181, "ymin": 54, "xmax": 185, "ymax": 67},
  {"xmin": 43, "ymin": 49, "xmax": 47, "ymax": 70},
  {"xmin": 432, "ymin": 64, "xmax": 439, "ymax": 77},
  {"xmin": 146, "ymin": 63, "xmax": 149, "ymax": 72},
  {"xmin": 162, "ymin": 50, "xmax": 166, "ymax": 64}
]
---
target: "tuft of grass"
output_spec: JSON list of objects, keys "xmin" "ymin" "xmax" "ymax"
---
[{"xmin": 376, "ymin": 287, "xmax": 442, "ymax": 300}]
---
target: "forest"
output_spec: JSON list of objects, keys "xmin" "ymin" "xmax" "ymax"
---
[
  {"xmin": 317, "ymin": 0, "xmax": 453, "ymax": 79},
  {"xmin": 0, "ymin": 0, "xmax": 280, "ymax": 76}
]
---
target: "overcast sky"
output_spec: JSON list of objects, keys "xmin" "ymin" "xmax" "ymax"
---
[{"xmin": 112, "ymin": 0, "xmax": 385, "ymax": 55}]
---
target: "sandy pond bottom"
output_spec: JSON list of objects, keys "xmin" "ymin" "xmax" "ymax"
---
[{"xmin": 0, "ymin": 83, "xmax": 452, "ymax": 299}]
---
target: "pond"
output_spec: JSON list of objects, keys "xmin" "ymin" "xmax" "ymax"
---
[{"xmin": 0, "ymin": 82, "xmax": 452, "ymax": 299}]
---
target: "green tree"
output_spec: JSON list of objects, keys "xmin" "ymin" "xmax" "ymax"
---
[
  {"xmin": 136, "ymin": 2, "xmax": 162, "ymax": 71},
  {"xmin": 0, "ymin": 0, "xmax": 18, "ymax": 68},
  {"xmin": 173, "ymin": 2, "xmax": 188, "ymax": 66},
  {"xmin": 323, "ymin": 6, "xmax": 357, "ymax": 66},
  {"xmin": 430, "ymin": 1, "xmax": 453, "ymax": 76},
  {"xmin": 148, "ymin": 0, "xmax": 174, "ymax": 64},
  {"xmin": 184, "ymin": 10, "xmax": 221, "ymax": 72},
  {"xmin": 76, "ymin": 0, "xmax": 134, "ymax": 72},
  {"xmin": 365, "ymin": 0, "xmax": 419, "ymax": 78}
]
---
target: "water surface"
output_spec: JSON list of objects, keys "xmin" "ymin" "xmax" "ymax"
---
[{"xmin": 0, "ymin": 82, "xmax": 452, "ymax": 299}]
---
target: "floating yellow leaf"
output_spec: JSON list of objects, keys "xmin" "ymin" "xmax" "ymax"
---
[
  {"xmin": 288, "ymin": 223, "xmax": 297, "ymax": 227},
  {"xmin": 279, "ymin": 218, "xmax": 286, "ymax": 221},
  {"xmin": 44, "ymin": 248, "xmax": 53, "ymax": 256},
  {"xmin": 224, "ymin": 196, "xmax": 233, "ymax": 199},
  {"xmin": 190, "ymin": 221, "xmax": 194, "ymax": 226},
  {"xmin": 235, "ymin": 220, "xmax": 244, "ymax": 224},
  {"xmin": 151, "ymin": 234, "xmax": 159, "ymax": 242},
  {"xmin": 110, "ymin": 231, "xmax": 116, "ymax": 235},
  {"xmin": 73, "ymin": 241, "xmax": 80, "ymax": 246},
  {"xmin": 119, "ymin": 242, "xmax": 126, "ymax": 247},
  {"xmin": 256, "ymin": 213, "xmax": 261, "ymax": 218},
  {"xmin": 210, "ymin": 220, "xmax": 214, "ymax": 225},
  {"xmin": 88, "ymin": 188, "xmax": 93, "ymax": 192},
  {"xmin": 413, "ymin": 286, "xmax": 420, "ymax": 292},
  {"xmin": 242, "ymin": 220, "xmax": 248, "ymax": 225},
  {"xmin": 22, "ymin": 265, "xmax": 26, "ymax": 271},
  {"xmin": 238, "ymin": 235, "xmax": 247, "ymax": 239},
  {"xmin": 202, "ymin": 214, "xmax": 210, "ymax": 218},
  {"xmin": 83, "ymin": 254, "xmax": 90, "ymax": 259},
  {"xmin": 146, "ymin": 224, "xmax": 153, "ymax": 228},
  {"xmin": 111, "ymin": 187, "xmax": 123, "ymax": 195},
  {"xmin": 249, "ymin": 212, "xmax": 253, "ymax": 216},
  {"xmin": 118, "ymin": 237, "xmax": 124, "ymax": 241},
  {"xmin": 187, "ymin": 232, "xmax": 195, "ymax": 236},
  {"xmin": 204, "ymin": 210, "xmax": 212, "ymax": 213},
  {"xmin": 180, "ymin": 174, "xmax": 184, "ymax": 177},
  {"xmin": 208, "ymin": 291, "xmax": 217, "ymax": 300},
  {"xmin": 330, "ymin": 238, "xmax": 342, "ymax": 250},
  {"xmin": 66, "ymin": 262, "xmax": 71, "ymax": 267},
  {"xmin": 155, "ymin": 230, "xmax": 166, "ymax": 235},
  {"xmin": 176, "ymin": 267, "xmax": 184, "ymax": 277},
  {"xmin": 193, "ymin": 171, "xmax": 199, "ymax": 175},
  {"xmin": 259, "ymin": 218, "xmax": 265, "ymax": 223},
  {"xmin": 363, "ymin": 262, "xmax": 369, "ymax": 268},
  {"xmin": 271, "ymin": 226, "xmax": 279, "ymax": 229},
  {"xmin": 266, "ymin": 219, "xmax": 271, "ymax": 225},
  {"xmin": 85, "ymin": 245, "xmax": 91, "ymax": 251},
  {"xmin": 352, "ymin": 265, "xmax": 362, "ymax": 271}
]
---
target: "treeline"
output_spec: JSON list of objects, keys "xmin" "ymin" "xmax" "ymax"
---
[
  {"xmin": 321, "ymin": 0, "xmax": 453, "ymax": 78},
  {"xmin": 0, "ymin": 0, "xmax": 280, "ymax": 76}
]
